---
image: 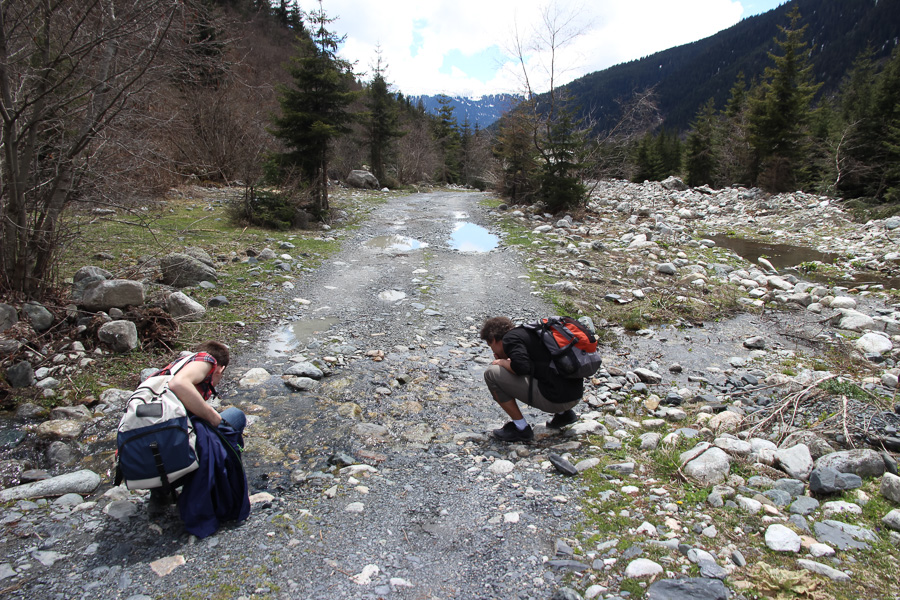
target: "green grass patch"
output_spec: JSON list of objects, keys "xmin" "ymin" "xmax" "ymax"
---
[{"xmin": 817, "ymin": 378, "xmax": 871, "ymax": 401}]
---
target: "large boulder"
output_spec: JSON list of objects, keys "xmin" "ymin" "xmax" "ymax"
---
[
  {"xmin": 71, "ymin": 266, "xmax": 112, "ymax": 303},
  {"xmin": 80, "ymin": 279, "xmax": 145, "ymax": 311},
  {"xmin": 661, "ymin": 176, "xmax": 689, "ymax": 191},
  {"xmin": 0, "ymin": 469, "xmax": 101, "ymax": 501},
  {"xmin": 680, "ymin": 443, "xmax": 732, "ymax": 486},
  {"xmin": 815, "ymin": 449, "xmax": 886, "ymax": 479},
  {"xmin": 22, "ymin": 302, "xmax": 53, "ymax": 332},
  {"xmin": 832, "ymin": 309, "xmax": 876, "ymax": 332},
  {"xmin": 347, "ymin": 169, "xmax": 379, "ymax": 189},
  {"xmin": 165, "ymin": 291, "xmax": 206, "ymax": 321},
  {"xmin": 160, "ymin": 253, "xmax": 217, "ymax": 287},
  {"xmin": 98, "ymin": 320, "xmax": 139, "ymax": 352}
]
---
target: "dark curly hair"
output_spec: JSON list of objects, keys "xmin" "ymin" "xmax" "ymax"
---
[{"xmin": 479, "ymin": 317, "xmax": 514, "ymax": 343}]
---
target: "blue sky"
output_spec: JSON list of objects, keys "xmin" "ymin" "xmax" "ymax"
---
[{"xmin": 299, "ymin": 0, "xmax": 788, "ymax": 97}]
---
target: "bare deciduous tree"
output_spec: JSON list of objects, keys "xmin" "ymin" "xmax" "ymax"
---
[{"xmin": 0, "ymin": 0, "xmax": 180, "ymax": 296}]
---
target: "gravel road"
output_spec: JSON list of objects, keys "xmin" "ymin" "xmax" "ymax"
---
[{"xmin": 5, "ymin": 191, "xmax": 594, "ymax": 600}]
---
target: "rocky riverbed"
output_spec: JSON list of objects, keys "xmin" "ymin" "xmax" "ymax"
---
[{"xmin": 1, "ymin": 180, "xmax": 900, "ymax": 599}]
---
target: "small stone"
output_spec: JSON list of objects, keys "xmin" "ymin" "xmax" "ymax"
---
[
  {"xmin": 548, "ymin": 453, "xmax": 578, "ymax": 477},
  {"xmin": 881, "ymin": 472, "xmax": 900, "ymax": 503},
  {"xmin": 624, "ymin": 558, "xmax": 663, "ymax": 578},
  {"xmin": 765, "ymin": 524, "xmax": 801, "ymax": 552}
]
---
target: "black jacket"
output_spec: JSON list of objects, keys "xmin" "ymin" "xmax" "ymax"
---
[{"xmin": 502, "ymin": 326, "xmax": 583, "ymax": 403}]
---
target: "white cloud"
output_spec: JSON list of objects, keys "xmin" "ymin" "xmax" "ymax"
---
[{"xmin": 296, "ymin": 0, "xmax": 749, "ymax": 96}]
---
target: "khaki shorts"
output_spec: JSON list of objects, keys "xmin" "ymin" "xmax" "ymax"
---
[{"xmin": 484, "ymin": 364, "xmax": 579, "ymax": 414}]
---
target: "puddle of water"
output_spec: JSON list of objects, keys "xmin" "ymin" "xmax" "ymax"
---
[
  {"xmin": 448, "ymin": 222, "xmax": 498, "ymax": 253},
  {"xmin": 709, "ymin": 234, "xmax": 840, "ymax": 270},
  {"xmin": 364, "ymin": 235, "xmax": 427, "ymax": 252},
  {"xmin": 266, "ymin": 317, "xmax": 340, "ymax": 355},
  {"xmin": 710, "ymin": 234, "xmax": 900, "ymax": 289}
]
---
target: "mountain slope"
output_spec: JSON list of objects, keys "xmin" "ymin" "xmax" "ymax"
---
[
  {"xmin": 562, "ymin": 0, "xmax": 900, "ymax": 132},
  {"xmin": 411, "ymin": 94, "xmax": 522, "ymax": 128}
]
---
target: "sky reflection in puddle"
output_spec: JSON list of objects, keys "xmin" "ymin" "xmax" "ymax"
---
[
  {"xmin": 364, "ymin": 235, "xmax": 428, "ymax": 252},
  {"xmin": 448, "ymin": 222, "xmax": 498, "ymax": 252},
  {"xmin": 266, "ymin": 317, "xmax": 340, "ymax": 355}
]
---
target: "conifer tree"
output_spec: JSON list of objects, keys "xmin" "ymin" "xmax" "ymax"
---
[
  {"xmin": 684, "ymin": 99, "xmax": 718, "ymax": 187},
  {"xmin": 433, "ymin": 95, "xmax": 461, "ymax": 184},
  {"xmin": 366, "ymin": 52, "xmax": 404, "ymax": 185},
  {"xmin": 494, "ymin": 107, "xmax": 540, "ymax": 204},
  {"xmin": 717, "ymin": 74, "xmax": 754, "ymax": 186},
  {"xmin": 747, "ymin": 8, "xmax": 822, "ymax": 192},
  {"xmin": 270, "ymin": 1, "xmax": 356, "ymax": 217}
]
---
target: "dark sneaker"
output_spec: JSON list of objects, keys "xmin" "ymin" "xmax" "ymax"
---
[
  {"xmin": 546, "ymin": 409, "xmax": 577, "ymax": 429},
  {"xmin": 492, "ymin": 421, "xmax": 534, "ymax": 442},
  {"xmin": 147, "ymin": 488, "xmax": 172, "ymax": 517}
]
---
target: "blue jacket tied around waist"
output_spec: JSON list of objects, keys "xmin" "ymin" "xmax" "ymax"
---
[{"xmin": 177, "ymin": 417, "xmax": 250, "ymax": 538}]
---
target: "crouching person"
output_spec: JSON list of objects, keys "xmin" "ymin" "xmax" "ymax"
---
[
  {"xmin": 149, "ymin": 341, "xmax": 250, "ymax": 537},
  {"xmin": 479, "ymin": 317, "xmax": 582, "ymax": 442}
]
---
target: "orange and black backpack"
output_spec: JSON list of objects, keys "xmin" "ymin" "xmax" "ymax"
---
[{"xmin": 522, "ymin": 316, "xmax": 603, "ymax": 379}]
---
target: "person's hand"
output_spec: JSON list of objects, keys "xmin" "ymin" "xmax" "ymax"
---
[
  {"xmin": 210, "ymin": 412, "xmax": 223, "ymax": 427},
  {"xmin": 492, "ymin": 358, "xmax": 511, "ymax": 369}
]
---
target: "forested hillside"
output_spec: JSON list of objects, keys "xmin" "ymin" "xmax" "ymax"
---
[{"xmin": 562, "ymin": 0, "xmax": 900, "ymax": 132}]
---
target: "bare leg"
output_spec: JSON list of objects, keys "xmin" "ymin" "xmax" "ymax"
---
[{"xmin": 497, "ymin": 400, "xmax": 524, "ymax": 421}]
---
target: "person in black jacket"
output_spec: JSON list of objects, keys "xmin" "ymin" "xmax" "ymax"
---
[{"xmin": 479, "ymin": 317, "xmax": 582, "ymax": 442}]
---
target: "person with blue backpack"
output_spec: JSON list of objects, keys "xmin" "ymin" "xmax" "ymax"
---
[
  {"xmin": 143, "ymin": 341, "xmax": 250, "ymax": 537},
  {"xmin": 479, "ymin": 316, "xmax": 589, "ymax": 442}
]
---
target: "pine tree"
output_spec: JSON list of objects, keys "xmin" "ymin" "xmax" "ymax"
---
[
  {"xmin": 494, "ymin": 107, "xmax": 540, "ymax": 204},
  {"xmin": 433, "ymin": 95, "xmax": 461, "ymax": 184},
  {"xmin": 747, "ymin": 8, "xmax": 822, "ymax": 192},
  {"xmin": 366, "ymin": 52, "xmax": 404, "ymax": 185},
  {"xmin": 537, "ymin": 108, "xmax": 587, "ymax": 212},
  {"xmin": 270, "ymin": 1, "xmax": 356, "ymax": 217},
  {"xmin": 684, "ymin": 99, "xmax": 718, "ymax": 187},
  {"xmin": 717, "ymin": 74, "xmax": 754, "ymax": 186}
]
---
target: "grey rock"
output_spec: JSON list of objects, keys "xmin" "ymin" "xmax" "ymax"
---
[
  {"xmin": 774, "ymin": 478, "xmax": 805, "ymax": 497},
  {"xmin": 884, "ymin": 509, "xmax": 900, "ymax": 531},
  {"xmin": 789, "ymin": 496, "xmax": 819, "ymax": 515},
  {"xmin": 347, "ymin": 169, "xmax": 380, "ymax": 189},
  {"xmin": 813, "ymin": 521, "xmax": 870, "ymax": 550},
  {"xmin": 98, "ymin": 320, "xmax": 139, "ymax": 352},
  {"xmin": 208, "ymin": 296, "xmax": 230, "ymax": 307},
  {"xmin": 633, "ymin": 368, "xmax": 662, "ymax": 384},
  {"xmin": 0, "ymin": 303, "xmax": 17, "ymax": 332},
  {"xmin": 183, "ymin": 247, "xmax": 215, "ymax": 267},
  {"xmin": 49, "ymin": 405, "xmax": 92, "ymax": 421},
  {"xmin": 160, "ymin": 253, "xmax": 217, "ymax": 287},
  {"xmin": 550, "ymin": 588, "xmax": 583, "ymax": 600},
  {"xmin": 104, "ymin": 500, "xmax": 138, "ymax": 520},
  {"xmin": 46, "ymin": 441, "xmax": 76, "ymax": 466},
  {"xmin": 765, "ymin": 524, "xmax": 801, "ymax": 552},
  {"xmin": 282, "ymin": 375, "xmax": 317, "ymax": 391},
  {"xmin": 23, "ymin": 301, "xmax": 53, "ymax": 332},
  {"xmin": 549, "ymin": 453, "xmax": 578, "ymax": 477},
  {"xmin": 815, "ymin": 449, "xmax": 886, "ymax": 479},
  {"xmin": 775, "ymin": 444, "xmax": 813, "ymax": 481},
  {"xmin": 781, "ymin": 431, "xmax": 833, "ymax": 460},
  {"xmin": 81, "ymin": 280, "xmax": 145, "ymax": 311},
  {"xmin": 881, "ymin": 472, "xmax": 900, "ymax": 503},
  {"xmin": 657, "ymin": 263, "xmax": 677, "ymax": 276},
  {"xmin": 797, "ymin": 559, "xmax": 850, "ymax": 581},
  {"xmin": 0, "ymin": 469, "xmax": 101, "ymax": 501},
  {"xmin": 743, "ymin": 336, "xmax": 766, "ymax": 349},
  {"xmin": 789, "ymin": 514, "xmax": 811, "ymax": 533},
  {"xmin": 681, "ymin": 445, "xmax": 731, "ymax": 486},
  {"xmin": 661, "ymin": 176, "xmax": 689, "ymax": 191},
  {"xmin": 809, "ymin": 467, "xmax": 862, "ymax": 494},
  {"xmin": 284, "ymin": 362, "xmax": 324, "ymax": 380},
  {"xmin": 546, "ymin": 560, "xmax": 590, "ymax": 572},
  {"xmin": 763, "ymin": 488, "xmax": 792, "ymax": 507},
  {"xmin": 165, "ymin": 291, "xmax": 206, "ymax": 321},
  {"xmin": 6, "ymin": 361, "xmax": 35, "ymax": 388},
  {"xmin": 821, "ymin": 519, "xmax": 878, "ymax": 543},
  {"xmin": 0, "ymin": 430, "xmax": 26, "ymax": 450},
  {"xmin": 698, "ymin": 560, "xmax": 728, "ymax": 580},
  {"xmin": 731, "ymin": 550, "xmax": 746, "ymax": 568},
  {"xmin": 646, "ymin": 578, "xmax": 730, "ymax": 600}
]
